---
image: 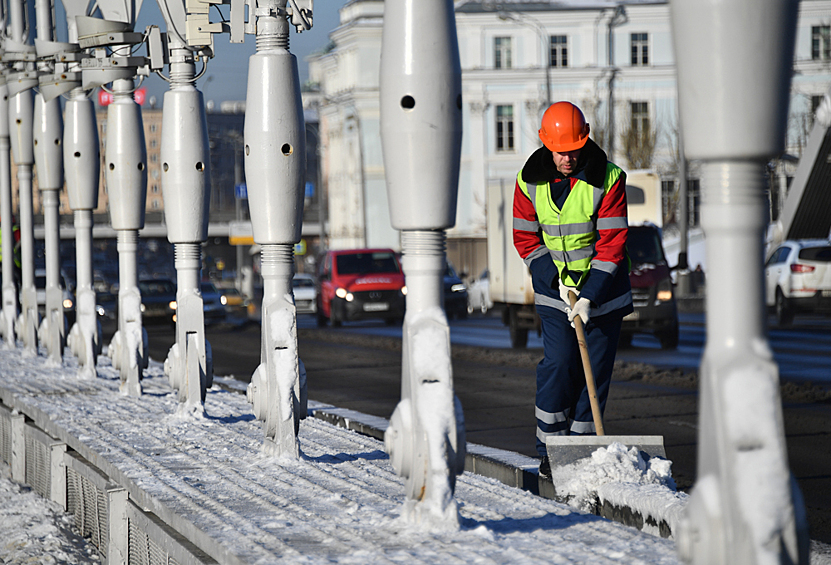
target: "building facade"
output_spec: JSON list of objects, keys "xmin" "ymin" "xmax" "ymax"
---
[{"xmin": 308, "ymin": 0, "xmax": 831, "ymax": 277}]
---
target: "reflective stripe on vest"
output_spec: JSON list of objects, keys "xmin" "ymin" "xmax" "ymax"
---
[{"xmin": 517, "ymin": 163, "xmax": 623, "ymax": 289}]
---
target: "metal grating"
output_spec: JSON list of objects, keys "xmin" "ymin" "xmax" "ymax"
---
[
  {"xmin": 129, "ymin": 519, "xmax": 176, "ymax": 565},
  {"xmin": 24, "ymin": 433, "xmax": 51, "ymax": 499},
  {"xmin": 0, "ymin": 405, "xmax": 10, "ymax": 465},
  {"xmin": 66, "ymin": 465, "xmax": 108, "ymax": 555},
  {"xmin": 126, "ymin": 503, "xmax": 217, "ymax": 565}
]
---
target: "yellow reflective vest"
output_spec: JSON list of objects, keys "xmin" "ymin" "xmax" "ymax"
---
[{"xmin": 516, "ymin": 162, "xmax": 625, "ymax": 289}]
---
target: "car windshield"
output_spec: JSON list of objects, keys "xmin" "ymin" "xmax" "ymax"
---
[
  {"xmin": 139, "ymin": 280, "xmax": 175, "ymax": 295},
  {"xmin": 336, "ymin": 252, "xmax": 399, "ymax": 275},
  {"xmin": 293, "ymin": 277, "xmax": 315, "ymax": 289},
  {"xmin": 201, "ymin": 283, "xmax": 218, "ymax": 294},
  {"xmin": 798, "ymin": 246, "xmax": 831, "ymax": 262},
  {"xmin": 627, "ymin": 228, "xmax": 665, "ymax": 265}
]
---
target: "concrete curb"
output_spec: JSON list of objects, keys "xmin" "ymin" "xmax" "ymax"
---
[{"xmin": 305, "ymin": 400, "xmax": 686, "ymax": 539}]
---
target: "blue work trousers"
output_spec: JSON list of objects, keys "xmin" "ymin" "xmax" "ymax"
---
[{"xmin": 535, "ymin": 305, "xmax": 622, "ymax": 457}]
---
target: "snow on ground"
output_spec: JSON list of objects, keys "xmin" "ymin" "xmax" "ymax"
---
[
  {"xmin": 0, "ymin": 460, "xmax": 102, "ymax": 564},
  {"xmin": 0, "ymin": 345, "xmax": 688, "ymax": 564}
]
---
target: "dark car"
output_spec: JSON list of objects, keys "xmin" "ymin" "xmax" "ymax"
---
[
  {"xmin": 201, "ymin": 282, "xmax": 227, "ymax": 324},
  {"xmin": 138, "ymin": 279, "xmax": 177, "ymax": 325},
  {"xmin": 443, "ymin": 261, "xmax": 468, "ymax": 319},
  {"xmin": 621, "ymin": 224, "xmax": 679, "ymax": 349}
]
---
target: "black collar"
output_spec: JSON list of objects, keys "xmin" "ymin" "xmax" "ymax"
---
[{"xmin": 520, "ymin": 138, "xmax": 608, "ymax": 188}]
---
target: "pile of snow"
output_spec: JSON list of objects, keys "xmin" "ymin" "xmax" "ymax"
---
[{"xmin": 551, "ymin": 442, "xmax": 677, "ymax": 514}]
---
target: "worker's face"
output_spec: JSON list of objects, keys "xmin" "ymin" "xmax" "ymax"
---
[{"xmin": 552, "ymin": 149, "xmax": 581, "ymax": 176}]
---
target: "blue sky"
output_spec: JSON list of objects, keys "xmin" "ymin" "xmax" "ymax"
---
[{"xmin": 54, "ymin": 0, "xmax": 348, "ymax": 106}]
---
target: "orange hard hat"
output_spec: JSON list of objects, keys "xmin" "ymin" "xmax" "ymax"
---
[{"xmin": 538, "ymin": 101, "xmax": 590, "ymax": 153}]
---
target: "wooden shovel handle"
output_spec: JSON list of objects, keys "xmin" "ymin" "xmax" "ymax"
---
[{"xmin": 569, "ymin": 290, "xmax": 605, "ymax": 435}]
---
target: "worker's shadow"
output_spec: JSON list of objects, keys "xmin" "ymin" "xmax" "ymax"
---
[
  {"xmin": 304, "ymin": 449, "xmax": 388, "ymax": 465},
  {"xmin": 462, "ymin": 511, "xmax": 604, "ymax": 534}
]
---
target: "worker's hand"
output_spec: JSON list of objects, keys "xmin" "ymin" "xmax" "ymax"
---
[
  {"xmin": 558, "ymin": 280, "xmax": 579, "ymax": 306},
  {"xmin": 567, "ymin": 297, "xmax": 591, "ymax": 327}
]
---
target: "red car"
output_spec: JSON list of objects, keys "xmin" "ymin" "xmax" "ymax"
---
[{"xmin": 316, "ymin": 248, "xmax": 406, "ymax": 326}]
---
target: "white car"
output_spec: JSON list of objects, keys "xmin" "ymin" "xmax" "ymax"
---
[
  {"xmin": 466, "ymin": 268, "xmax": 493, "ymax": 314},
  {"xmin": 292, "ymin": 273, "xmax": 317, "ymax": 314},
  {"xmin": 765, "ymin": 239, "xmax": 831, "ymax": 326}
]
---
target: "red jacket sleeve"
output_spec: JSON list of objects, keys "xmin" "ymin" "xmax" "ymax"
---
[
  {"xmin": 593, "ymin": 172, "xmax": 628, "ymax": 268},
  {"xmin": 512, "ymin": 180, "xmax": 545, "ymax": 262}
]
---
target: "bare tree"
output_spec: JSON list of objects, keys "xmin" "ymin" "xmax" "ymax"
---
[{"xmin": 620, "ymin": 118, "xmax": 657, "ymax": 170}]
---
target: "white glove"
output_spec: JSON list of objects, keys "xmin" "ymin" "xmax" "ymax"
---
[
  {"xmin": 558, "ymin": 280, "xmax": 579, "ymax": 305},
  {"xmin": 568, "ymin": 297, "xmax": 591, "ymax": 327}
]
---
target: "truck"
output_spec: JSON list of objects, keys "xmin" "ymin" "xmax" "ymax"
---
[{"xmin": 487, "ymin": 171, "xmax": 678, "ymax": 348}]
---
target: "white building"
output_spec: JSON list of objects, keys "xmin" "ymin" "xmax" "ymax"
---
[{"xmin": 308, "ymin": 0, "xmax": 831, "ymax": 277}]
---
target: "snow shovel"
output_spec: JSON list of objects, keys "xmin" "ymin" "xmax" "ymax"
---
[{"xmin": 544, "ymin": 291, "xmax": 666, "ymax": 469}]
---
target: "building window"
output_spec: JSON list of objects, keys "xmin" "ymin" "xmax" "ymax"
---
[
  {"xmin": 496, "ymin": 105, "xmax": 514, "ymax": 152},
  {"xmin": 150, "ymin": 139, "xmax": 157, "ymax": 148},
  {"xmin": 151, "ymin": 184, "xmax": 159, "ymax": 193},
  {"xmin": 630, "ymin": 101, "xmax": 650, "ymax": 137},
  {"xmin": 549, "ymin": 35, "xmax": 568, "ymax": 67},
  {"xmin": 150, "ymin": 154, "xmax": 158, "ymax": 163},
  {"xmin": 630, "ymin": 33, "xmax": 649, "ymax": 66},
  {"xmin": 150, "ymin": 124, "xmax": 157, "ymax": 133},
  {"xmin": 151, "ymin": 199, "xmax": 160, "ymax": 210},
  {"xmin": 812, "ymin": 26, "xmax": 831, "ymax": 60},
  {"xmin": 494, "ymin": 37, "xmax": 512, "ymax": 69}
]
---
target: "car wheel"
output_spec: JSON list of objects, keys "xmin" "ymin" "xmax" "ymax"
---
[
  {"xmin": 508, "ymin": 307, "xmax": 528, "ymax": 348},
  {"xmin": 775, "ymin": 288, "xmax": 794, "ymax": 327},
  {"xmin": 316, "ymin": 304, "xmax": 327, "ymax": 327},
  {"xmin": 658, "ymin": 322, "xmax": 679, "ymax": 350},
  {"xmin": 331, "ymin": 304, "xmax": 342, "ymax": 327}
]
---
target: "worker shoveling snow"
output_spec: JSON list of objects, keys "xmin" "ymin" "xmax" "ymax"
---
[{"xmin": 550, "ymin": 441, "xmax": 676, "ymax": 514}]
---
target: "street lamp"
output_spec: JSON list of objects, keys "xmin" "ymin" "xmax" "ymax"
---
[{"xmin": 498, "ymin": 11, "xmax": 551, "ymax": 107}]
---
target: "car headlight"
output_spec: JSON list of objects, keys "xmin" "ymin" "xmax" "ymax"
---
[
  {"xmin": 169, "ymin": 300, "xmax": 178, "ymax": 310},
  {"xmin": 335, "ymin": 287, "xmax": 348, "ymax": 299},
  {"xmin": 96, "ymin": 305, "xmax": 105, "ymax": 316},
  {"xmin": 401, "ymin": 285, "xmax": 408, "ymax": 296},
  {"xmin": 656, "ymin": 279, "xmax": 674, "ymax": 302},
  {"xmin": 62, "ymin": 298, "xmax": 74, "ymax": 309},
  {"xmin": 140, "ymin": 303, "xmax": 146, "ymax": 313},
  {"xmin": 220, "ymin": 295, "xmax": 227, "ymax": 305},
  {"xmin": 451, "ymin": 283, "xmax": 466, "ymax": 293}
]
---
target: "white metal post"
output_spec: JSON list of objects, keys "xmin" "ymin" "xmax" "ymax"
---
[
  {"xmin": 62, "ymin": 0, "xmax": 103, "ymax": 378},
  {"xmin": 156, "ymin": 6, "xmax": 213, "ymax": 413},
  {"xmin": 380, "ymin": 0, "xmax": 466, "ymax": 526},
  {"xmin": 0, "ymin": 76, "xmax": 17, "ymax": 348},
  {"xmin": 6, "ymin": 0, "xmax": 39, "ymax": 355},
  {"xmin": 243, "ymin": 0, "xmax": 309, "ymax": 457},
  {"xmin": 107, "ymin": 76, "xmax": 149, "ymax": 396},
  {"xmin": 33, "ymin": 0, "xmax": 66, "ymax": 363},
  {"xmin": 669, "ymin": 1, "xmax": 809, "ymax": 563}
]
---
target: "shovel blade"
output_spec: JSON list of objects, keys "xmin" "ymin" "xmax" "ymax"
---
[{"xmin": 545, "ymin": 435, "xmax": 666, "ymax": 469}]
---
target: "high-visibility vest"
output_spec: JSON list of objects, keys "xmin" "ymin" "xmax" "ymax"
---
[{"xmin": 516, "ymin": 163, "xmax": 624, "ymax": 289}]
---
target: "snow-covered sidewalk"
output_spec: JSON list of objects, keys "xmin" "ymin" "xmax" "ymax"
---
[{"xmin": 0, "ymin": 346, "xmax": 683, "ymax": 564}]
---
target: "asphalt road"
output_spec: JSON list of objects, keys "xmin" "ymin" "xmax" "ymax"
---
[{"xmin": 124, "ymin": 312, "xmax": 831, "ymax": 544}]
